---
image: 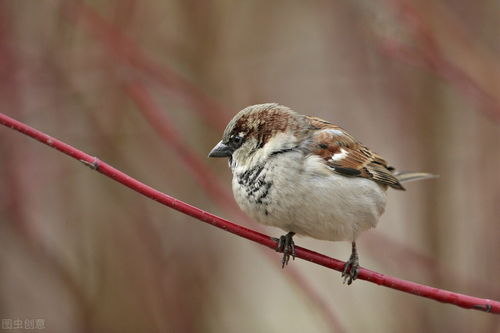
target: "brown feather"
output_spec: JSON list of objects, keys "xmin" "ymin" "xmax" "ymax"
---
[{"xmin": 305, "ymin": 116, "xmax": 405, "ymax": 190}]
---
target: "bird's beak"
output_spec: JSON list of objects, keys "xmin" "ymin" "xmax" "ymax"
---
[{"xmin": 208, "ymin": 141, "xmax": 232, "ymax": 158}]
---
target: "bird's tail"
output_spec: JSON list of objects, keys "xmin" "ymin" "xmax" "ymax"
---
[{"xmin": 395, "ymin": 171, "xmax": 439, "ymax": 184}]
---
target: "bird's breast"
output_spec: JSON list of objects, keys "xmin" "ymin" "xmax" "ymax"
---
[
  {"xmin": 231, "ymin": 152, "xmax": 304, "ymax": 226},
  {"xmin": 231, "ymin": 153, "xmax": 387, "ymax": 242},
  {"xmin": 233, "ymin": 164, "xmax": 274, "ymax": 216}
]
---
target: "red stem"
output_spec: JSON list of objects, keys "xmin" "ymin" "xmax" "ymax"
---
[{"xmin": 0, "ymin": 112, "xmax": 498, "ymax": 314}]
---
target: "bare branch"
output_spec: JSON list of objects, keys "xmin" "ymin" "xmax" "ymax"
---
[{"xmin": 1, "ymin": 112, "xmax": 498, "ymax": 314}]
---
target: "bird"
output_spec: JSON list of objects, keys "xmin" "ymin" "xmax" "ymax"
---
[{"xmin": 208, "ymin": 103, "xmax": 436, "ymax": 284}]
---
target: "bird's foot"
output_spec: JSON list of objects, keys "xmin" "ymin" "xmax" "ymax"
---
[
  {"xmin": 342, "ymin": 242, "xmax": 359, "ymax": 285},
  {"xmin": 272, "ymin": 232, "xmax": 296, "ymax": 268}
]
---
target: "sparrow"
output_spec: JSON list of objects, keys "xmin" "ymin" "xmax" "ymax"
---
[{"xmin": 208, "ymin": 103, "xmax": 436, "ymax": 284}]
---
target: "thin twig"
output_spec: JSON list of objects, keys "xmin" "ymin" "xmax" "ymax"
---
[{"xmin": 1, "ymin": 112, "xmax": 498, "ymax": 314}]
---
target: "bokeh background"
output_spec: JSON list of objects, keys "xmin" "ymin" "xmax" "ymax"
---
[{"xmin": 1, "ymin": 1, "xmax": 499, "ymax": 332}]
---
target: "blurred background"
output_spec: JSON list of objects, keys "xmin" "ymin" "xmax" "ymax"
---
[{"xmin": 0, "ymin": 0, "xmax": 499, "ymax": 332}]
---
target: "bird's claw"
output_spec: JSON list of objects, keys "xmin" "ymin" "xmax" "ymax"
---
[
  {"xmin": 274, "ymin": 232, "xmax": 296, "ymax": 268},
  {"xmin": 341, "ymin": 252, "xmax": 359, "ymax": 285}
]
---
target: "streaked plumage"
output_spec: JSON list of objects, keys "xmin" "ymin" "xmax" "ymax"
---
[{"xmin": 209, "ymin": 103, "xmax": 436, "ymax": 284}]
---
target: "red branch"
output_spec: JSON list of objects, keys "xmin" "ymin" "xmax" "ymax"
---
[{"xmin": 1, "ymin": 112, "xmax": 498, "ymax": 314}]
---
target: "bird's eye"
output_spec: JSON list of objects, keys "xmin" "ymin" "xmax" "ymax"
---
[{"xmin": 231, "ymin": 135, "xmax": 244, "ymax": 148}]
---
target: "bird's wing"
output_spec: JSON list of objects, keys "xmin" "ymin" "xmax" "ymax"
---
[{"xmin": 306, "ymin": 116, "xmax": 405, "ymax": 190}]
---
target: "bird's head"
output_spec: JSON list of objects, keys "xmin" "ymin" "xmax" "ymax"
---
[{"xmin": 208, "ymin": 103, "xmax": 306, "ymax": 169}]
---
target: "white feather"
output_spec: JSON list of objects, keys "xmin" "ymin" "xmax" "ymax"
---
[
  {"xmin": 331, "ymin": 148, "xmax": 348, "ymax": 161},
  {"xmin": 232, "ymin": 152, "xmax": 387, "ymax": 242},
  {"xmin": 325, "ymin": 128, "xmax": 344, "ymax": 136}
]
